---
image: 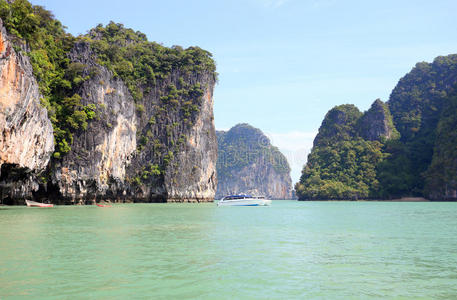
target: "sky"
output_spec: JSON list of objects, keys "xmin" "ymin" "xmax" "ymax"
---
[{"xmin": 32, "ymin": 0, "xmax": 457, "ymax": 183}]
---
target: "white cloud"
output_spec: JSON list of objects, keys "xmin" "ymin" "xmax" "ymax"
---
[
  {"xmin": 267, "ymin": 131, "xmax": 316, "ymax": 151},
  {"xmin": 266, "ymin": 131, "xmax": 317, "ymax": 184}
]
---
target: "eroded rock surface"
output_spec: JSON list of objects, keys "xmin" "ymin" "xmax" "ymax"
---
[
  {"xmin": 358, "ymin": 99, "xmax": 399, "ymax": 141},
  {"xmin": 50, "ymin": 43, "xmax": 137, "ymax": 203},
  {"xmin": 0, "ymin": 20, "xmax": 54, "ymax": 203}
]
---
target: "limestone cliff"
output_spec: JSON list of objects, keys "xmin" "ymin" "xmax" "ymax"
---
[
  {"xmin": 216, "ymin": 124, "xmax": 292, "ymax": 199},
  {"xmin": 358, "ymin": 99, "xmax": 399, "ymax": 141},
  {"xmin": 313, "ymin": 104, "xmax": 362, "ymax": 147},
  {"xmin": 163, "ymin": 74, "xmax": 217, "ymax": 202},
  {"xmin": 0, "ymin": 9, "xmax": 217, "ymax": 204},
  {"xmin": 49, "ymin": 42, "xmax": 138, "ymax": 203},
  {"xmin": 0, "ymin": 19, "xmax": 54, "ymax": 203},
  {"xmin": 296, "ymin": 100, "xmax": 397, "ymax": 200},
  {"xmin": 47, "ymin": 41, "xmax": 217, "ymax": 204},
  {"xmin": 297, "ymin": 54, "xmax": 457, "ymax": 200}
]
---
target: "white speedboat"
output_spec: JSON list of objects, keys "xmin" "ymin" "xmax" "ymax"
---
[
  {"xmin": 25, "ymin": 200, "xmax": 54, "ymax": 207},
  {"xmin": 217, "ymin": 195, "xmax": 272, "ymax": 206}
]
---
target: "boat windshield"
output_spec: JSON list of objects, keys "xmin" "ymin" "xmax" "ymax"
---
[{"xmin": 223, "ymin": 195, "xmax": 250, "ymax": 200}]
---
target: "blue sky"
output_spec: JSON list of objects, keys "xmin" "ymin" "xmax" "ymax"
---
[{"xmin": 32, "ymin": 0, "xmax": 457, "ymax": 182}]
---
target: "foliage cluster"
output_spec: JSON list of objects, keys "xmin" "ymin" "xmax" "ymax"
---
[
  {"xmin": 313, "ymin": 104, "xmax": 362, "ymax": 147},
  {"xmin": 389, "ymin": 55, "xmax": 457, "ymax": 141},
  {"xmin": 217, "ymin": 124, "xmax": 291, "ymax": 180},
  {"xmin": 82, "ymin": 22, "xmax": 216, "ymax": 183},
  {"xmin": 87, "ymin": 22, "xmax": 217, "ymax": 101},
  {"xmin": 0, "ymin": 1, "xmax": 217, "ymax": 164},
  {"xmin": 296, "ymin": 140, "xmax": 384, "ymax": 199},
  {"xmin": 380, "ymin": 55, "xmax": 457, "ymax": 196},
  {"xmin": 132, "ymin": 163, "xmax": 161, "ymax": 186},
  {"xmin": 133, "ymin": 79, "xmax": 205, "ymax": 181},
  {"xmin": 424, "ymin": 92, "xmax": 457, "ymax": 198},
  {"xmin": 0, "ymin": 0, "xmax": 97, "ymax": 157},
  {"xmin": 297, "ymin": 55, "xmax": 457, "ymax": 200}
]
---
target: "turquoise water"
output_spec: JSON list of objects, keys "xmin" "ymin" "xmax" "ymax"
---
[{"xmin": 1, "ymin": 201, "xmax": 457, "ymax": 299}]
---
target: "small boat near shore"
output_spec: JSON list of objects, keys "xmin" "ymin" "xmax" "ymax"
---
[
  {"xmin": 217, "ymin": 195, "xmax": 272, "ymax": 206},
  {"xmin": 96, "ymin": 203, "xmax": 112, "ymax": 207},
  {"xmin": 25, "ymin": 200, "xmax": 54, "ymax": 208}
]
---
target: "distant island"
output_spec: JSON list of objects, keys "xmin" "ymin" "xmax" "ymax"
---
[
  {"xmin": 296, "ymin": 55, "xmax": 457, "ymax": 201},
  {"xmin": 216, "ymin": 123, "xmax": 292, "ymax": 199}
]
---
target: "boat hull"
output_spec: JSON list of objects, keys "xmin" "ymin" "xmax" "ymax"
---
[
  {"xmin": 25, "ymin": 200, "xmax": 54, "ymax": 207},
  {"xmin": 217, "ymin": 198, "xmax": 272, "ymax": 206}
]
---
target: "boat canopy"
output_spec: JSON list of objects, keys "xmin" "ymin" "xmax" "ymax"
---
[{"xmin": 223, "ymin": 195, "xmax": 252, "ymax": 200}]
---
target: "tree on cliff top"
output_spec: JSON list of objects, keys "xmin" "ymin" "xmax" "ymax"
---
[
  {"xmin": 86, "ymin": 22, "xmax": 217, "ymax": 101},
  {"xmin": 297, "ymin": 54, "xmax": 457, "ymax": 200},
  {"xmin": 217, "ymin": 123, "xmax": 290, "ymax": 177},
  {"xmin": 0, "ymin": 0, "xmax": 217, "ymax": 159},
  {"xmin": 296, "ymin": 103, "xmax": 392, "ymax": 200}
]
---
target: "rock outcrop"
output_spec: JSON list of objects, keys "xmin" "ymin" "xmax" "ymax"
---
[
  {"xmin": 0, "ymin": 19, "xmax": 54, "ymax": 203},
  {"xmin": 216, "ymin": 123, "xmax": 292, "ymax": 199},
  {"xmin": 313, "ymin": 104, "xmax": 362, "ymax": 147},
  {"xmin": 163, "ymin": 74, "xmax": 217, "ymax": 202},
  {"xmin": 49, "ymin": 42, "xmax": 138, "ymax": 203},
  {"xmin": 296, "ymin": 101, "xmax": 389, "ymax": 200},
  {"xmin": 0, "ymin": 12, "xmax": 217, "ymax": 204},
  {"xmin": 358, "ymin": 99, "xmax": 399, "ymax": 141},
  {"xmin": 297, "ymin": 54, "xmax": 457, "ymax": 201},
  {"xmin": 47, "ymin": 42, "xmax": 217, "ymax": 204}
]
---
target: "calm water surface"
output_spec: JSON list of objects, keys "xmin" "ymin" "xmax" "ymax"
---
[{"xmin": 1, "ymin": 201, "xmax": 456, "ymax": 299}]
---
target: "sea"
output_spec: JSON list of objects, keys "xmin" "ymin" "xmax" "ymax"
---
[{"xmin": 1, "ymin": 201, "xmax": 456, "ymax": 299}]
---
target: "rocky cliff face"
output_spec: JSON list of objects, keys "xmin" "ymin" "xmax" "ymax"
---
[
  {"xmin": 163, "ymin": 75, "xmax": 217, "ymax": 202},
  {"xmin": 297, "ymin": 54, "xmax": 457, "ymax": 201},
  {"xmin": 216, "ymin": 123, "xmax": 292, "ymax": 199},
  {"xmin": 296, "ymin": 99, "xmax": 398, "ymax": 200},
  {"xmin": 46, "ymin": 42, "xmax": 217, "ymax": 204},
  {"xmin": 0, "ymin": 14, "xmax": 217, "ymax": 204},
  {"xmin": 313, "ymin": 104, "xmax": 362, "ymax": 147},
  {"xmin": 358, "ymin": 99, "xmax": 399, "ymax": 141},
  {"xmin": 49, "ymin": 42, "xmax": 138, "ymax": 203},
  {"xmin": 123, "ymin": 68, "xmax": 217, "ymax": 203},
  {"xmin": 0, "ymin": 20, "xmax": 54, "ymax": 203}
]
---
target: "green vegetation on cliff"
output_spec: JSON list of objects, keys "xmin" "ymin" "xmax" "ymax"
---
[
  {"xmin": 382, "ymin": 55, "xmax": 457, "ymax": 197},
  {"xmin": 216, "ymin": 124, "xmax": 292, "ymax": 199},
  {"xmin": 217, "ymin": 124, "xmax": 290, "ymax": 179},
  {"xmin": 296, "ymin": 139, "xmax": 384, "ymax": 200},
  {"xmin": 313, "ymin": 104, "xmax": 362, "ymax": 147},
  {"xmin": 0, "ymin": 0, "xmax": 93, "ymax": 157},
  {"xmin": 296, "ymin": 104, "xmax": 386, "ymax": 199},
  {"xmin": 297, "ymin": 55, "xmax": 457, "ymax": 200},
  {"xmin": 0, "ymin": 0, "xmax": 217, "ymax": 160},
  {"xmin": 217, "ymin": 124, "xmax": 290, "ymax": 176},
  {"xmin": 424, "ymin": 92, "xmax": 457, "ymax": 199},
  {"xmin": 86, "ymin": 22, "xmax": 217, "ymax": 101}
]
